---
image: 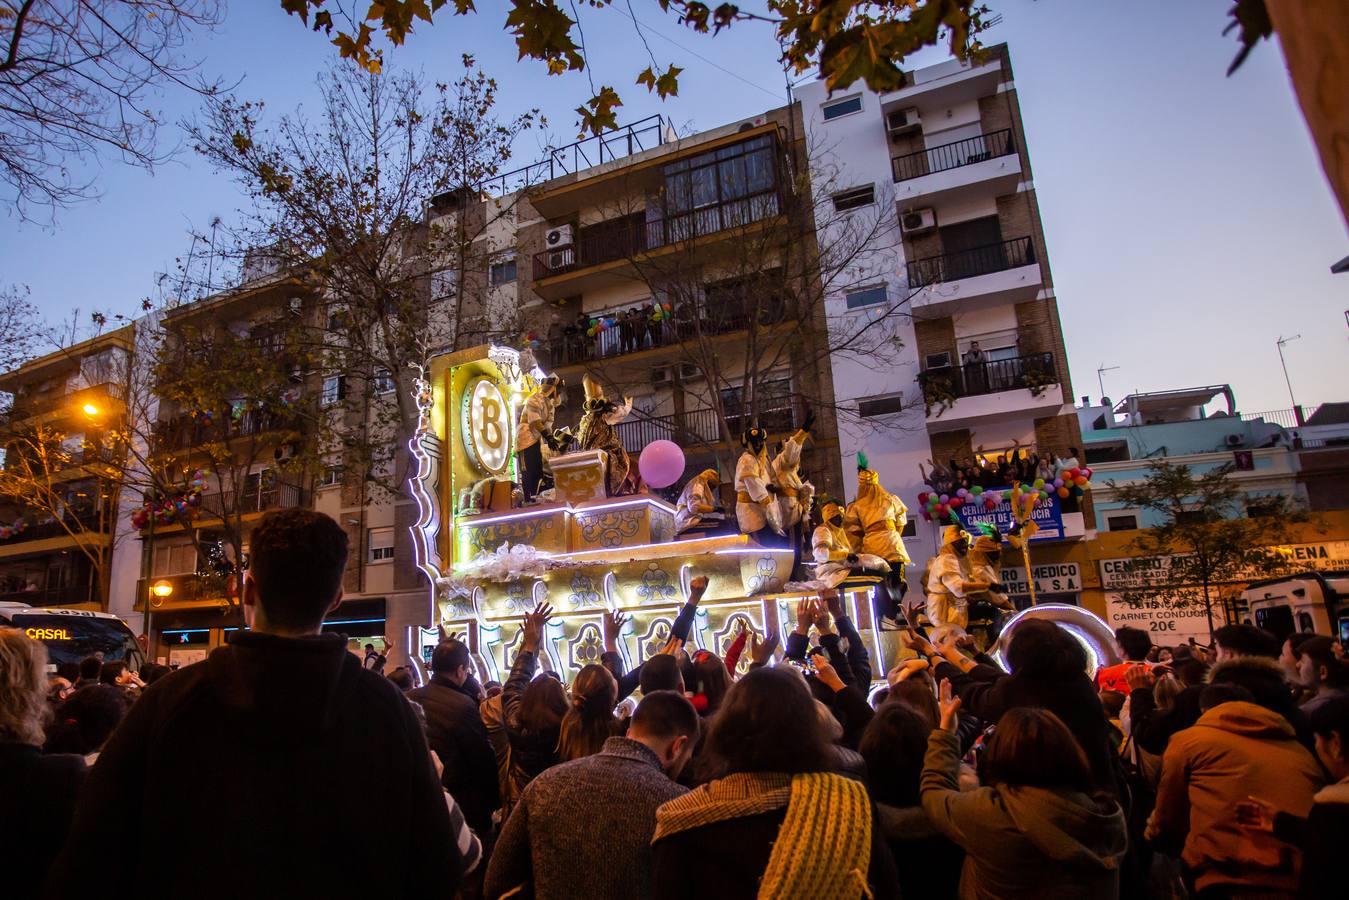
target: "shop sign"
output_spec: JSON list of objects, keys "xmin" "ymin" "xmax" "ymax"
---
[
  {"xmin": 1104, "ymin": 590, "xmax": 1212, "ymax": 643},
  {"xmin": 461, "ymin": 377, "xmax": 512, "ymax": 475},
  {"xmin": 999, "ymin": 562, "xmax": 1082, "ymax": 598},
  {"xmin": 960, "ymin": 492, "xmax": 1065, "ymax": 542}
]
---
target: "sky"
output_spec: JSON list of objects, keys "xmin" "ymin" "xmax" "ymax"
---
[{"xmin": 3, "ymin": 0, "xmax": 1346, "ymax": 415}]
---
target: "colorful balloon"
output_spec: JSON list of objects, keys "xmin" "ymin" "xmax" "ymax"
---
[{"xmin": 637, "ymin": 440, "xmax": 686, "ymax": 489}]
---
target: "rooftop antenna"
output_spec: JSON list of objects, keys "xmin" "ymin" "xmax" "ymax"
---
[
  {"xmin": 1276, "ymin": 335, "xmax": 1301, "ymax": 411},
  {"xmin": 1096, "ymin": 364, "xmax": 1120, "ymax": 403}
]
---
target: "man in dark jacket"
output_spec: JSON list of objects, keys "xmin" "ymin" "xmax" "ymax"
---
[
  {"xmin": 48, "ymin": 510, "xmax": 461, "ymax": 899},
  {"xmin": 486, "ymin": 691, "xmax": 698, "ymax": 900},
  {"xmin": 409, "ymin": 638, "xmax": 500, "ymax": 834}
]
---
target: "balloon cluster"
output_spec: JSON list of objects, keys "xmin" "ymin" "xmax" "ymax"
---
[
  {"xmin": 916, "ymin": 470, "xmax": 1092, "ymax": 523},
  {"xmin": 132, "ymin": 471, "xmax": 209, "ymax": 530},
  {"xmin": 0, "ymin": 518, "xmax": 29, "ymax": 540},
  {"xmin": 523, "ymin": 331, "xmax": 542, "ymax": 352}
]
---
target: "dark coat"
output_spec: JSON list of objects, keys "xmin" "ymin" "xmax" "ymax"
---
[
  {"xmin": 0, "ymin": 743, "xmax": 85, "ymax": 900},
  {"xmin": 1275, "ymin": 777, "xmax": 1349, "ymax": 899},
  {"xmin": 650, "ymin": 803, "xmax": 901, "ymax": 899},
  {"xmin": 47, "ymin": 631, "xmax": 460, "ymax": 900},
  {"xmin": 409, "ymin": 672, "xmax": 501, "ymax": 834}
]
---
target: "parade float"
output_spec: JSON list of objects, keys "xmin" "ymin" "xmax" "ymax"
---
[{"xmin": 405, "ymin": 344, "xmax": 894, "ymax": 684}]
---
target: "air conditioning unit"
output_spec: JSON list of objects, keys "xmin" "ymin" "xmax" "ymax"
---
[
  {"xmin": 738, "ymin": 114, "xmax": 769, "ymax": 132},
  {"xmin": 545, "ymin": 225, "xmax": 574, "ymax": 249},
  {"xmin": 287, "ymin": 296, "xmax": 303, "ymax": 316},
  {"xmin": 274, "ymin": 444, "xmax": 297, "ymax": 462},
  {"xmin": 677, "ymin": 363, "xmax": 702, "ymax": 381},
  {"xmin": 547, "ymin": 250, "xmax": 570, "ymax": 271},
  {"xmin": 1225, "ymin": 434, "xmax": 1245, "ymax": 448},
  {"xmin": 924, "ymin": 351, "xmax": 952, "ymax": 370},
  {"xmin": 650, "ymin": 365, "xmax": 673, "ymax": 386},
  {"xmin": 900, "ymin": 207, "xmax": 937, "ymax": 234},
  {"xmin": 887, "ymin": 108, "xmax": 922, "ymax": 140}
]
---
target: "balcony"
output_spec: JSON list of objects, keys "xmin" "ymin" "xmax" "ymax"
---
[
  {"xmin": 0, "ymin": 579, "xmax": 98, "ymax": 606},
  {"xmin": 560, "ymin": 398, "xmax": 802, "ymax": 457},
  {"xmin": 135, "ymin": 571, "xmax": 237, "ymax": 610},
  {"xmin": 892, "ymin": 129, "xmax": 1022, "ymax": 205},
  {"xmin": 881, "ymin": 56, "xmax": 1003, "ymax": 107},
  {"xmin": 153, "ymin": 408, "xmax": 303, "ymax": 452},
  {"xmin": 553, "ymin": 297, "xmax": 788, "ymax": 368},
  {"xmin": 0, "ymin": 513, "xmax": 109, "ymax": 549},
  {"xmin": 532, "ymin": 188, "xmax": 785, "ymax": 296},
  {"xmin": 919, "ymin": 352, "xmax": 1066, "ymax": 431},
  {"xmin": 906, "ymin": 237, "xmax": 1042, "ymax": 317},
  {"xmin": 198, "ymin": 484, "xmax": 304, "ymax": 519}
]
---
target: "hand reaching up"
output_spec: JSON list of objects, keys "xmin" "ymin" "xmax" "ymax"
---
[
  {"xmin": 795, "ymin": 597, "xmax": 817, "ymax": 635},
  {"xmin": 750, "ymin": 631, "xmax": 780, "ymax": 666},
  {"xmin": 658, "ymin": 636, "xmax": 685, "ymax": 656},
  {"xmin": 688, "ymin": 575, "xmax": 709, "ymax": 606},
  {"xmin": 602, "ymin": 609, "xmax": 629, "ymax": 651},
  {"xmin": 938, "ymin": 679, "xmax": 962, "ymax": 733},
  {"xmin": 811, "ymin": 653, "xmax": 845, "ymax": 693},
  {"xmin": 521, "ymin": 602, "xmax": 553, "ymax": 653}
]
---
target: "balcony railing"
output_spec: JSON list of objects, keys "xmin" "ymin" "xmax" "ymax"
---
[
  {"xmin": 198, "ymin": 484, "xmax": 304, "ymax": 519},
  {"xmin": 0, "ymin": 581, "xmax": 98, "ymax": 606},
  {"xmin": 153, "ymin": 409, "xmax": 303, "ymax": 451},
  {"xmin": 554, "ymin": 298, "xmax": 788, "ymax": 366},
  {"xmin": 533, "ymin": 188, "xmax": 784, "ymax": 282},
  {"xmin": 136, "ymin": 571, "xmax": 237, "ymax": 607},
  {"xmin": 919, "ymin": 352, "xmax": 1057, "ymax": 402},
  {"xmin": 906, "ymin": 236, "xmax": 1036, "ymax": 288},
  {"xmin": 0, "ymin": 513, "xmax": 108, "ymax": 546},
  {"xmin": 892, "ymin": 129, "xmax": 1015, "ymax": 182}
]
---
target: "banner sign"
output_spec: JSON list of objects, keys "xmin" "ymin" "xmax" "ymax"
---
[
  {"xmin": 1104, "ymin": 590, "xmax": 1212, "ymax": 643},
  {"xmin": 959, "ymin": 491, "xmax": 1065, "ymax": 542},
  {"xmin": 1000, "ymin": 562, "xmax": 1082, "ymax": 597}
]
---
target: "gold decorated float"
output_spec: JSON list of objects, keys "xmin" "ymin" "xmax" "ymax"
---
[{"xmin": 406, "ymin": 345, "xmax": 894, "ymax": 683}]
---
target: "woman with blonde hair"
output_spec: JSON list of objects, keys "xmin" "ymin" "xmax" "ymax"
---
[
  {"xmin": 0, "ymin": 628, "xmax": 89, "ymax": 898},
  {"xmin": 556, "ymin": 663, "xmax": 621, "ymax": 762}
]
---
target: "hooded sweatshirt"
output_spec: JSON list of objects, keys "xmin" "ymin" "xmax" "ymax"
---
[
  {"xmin": 1150, "ymin": 701, "xmax": 1323, "ymax": 895},
  {"xmin": 48, "ymin": 631, "xmax": 461, "ymax": 899},
  {"xmin": 920, "ymin": 728, "xmax": 1127, "ymax": 900}
]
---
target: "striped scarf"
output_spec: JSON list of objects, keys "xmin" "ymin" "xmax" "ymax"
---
[{"xmin": 654, "ymin": 771, "xmax": 873, "ymax": 899}]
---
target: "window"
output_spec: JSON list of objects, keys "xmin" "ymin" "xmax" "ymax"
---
[
  {"xmin": 152, "ymin": 541, "xmax": 198, "ymax": 577},
  {"xmin": 721, "ymin": 376, "xmax": 792, "ymax": 433},
  {"xmin": 662, "ymin": 135, "xmax": 779, "ymax": 240},
  {"xmin": 430, "ymin": 268, "xmax": 458, "ymax": 302},
  {"xmin": 368, "ymin": 527, "xmax": 395, "ymax": 562},
  {"xmin": 845, "ymin": 285, "xmax": 888, "ymax": 309},
  {"xmin": 1246, "ymin": 498, "xmax": 1281, "ymax": 518},
  {"xmin": 1106, "ymin": 514, "xmax": 1138, "ymax": 532},
  {"xmin": 321, "ymin": 376, "xmax": 346, "ymax": 408},
  {"xmin": 832, "ymin": 185, "xmax": 875, "ymax": 212},
  {"xmin": 821, "ymin": 95, "xmax": 863, "ymax": 120},
  {"xmin": 373, "ymin": 369, "xmax": 395, "ymax": 395},
  {"xmin": 858, "ymin": 394, "xmax": 906, "ymax": 418},
  {"xmin": 489, "ymin": 256, "xmax": 517, "ymax": 286},
  {"xmin": 318, "ymin": 465, "xmax": 343, "ymax": 488}
]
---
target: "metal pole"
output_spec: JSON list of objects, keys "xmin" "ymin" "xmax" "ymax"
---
[{"xmin": 1276, "ymin": 335, "xmax": 1301, "ymax": 411}]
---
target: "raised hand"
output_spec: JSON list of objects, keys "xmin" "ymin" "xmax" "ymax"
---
[
  {"xmin": 602, "ymin": 609, "xmax": 629, "ymax": 650},
  {"xmin": 658, "ymin": 635, "xmax": 685, "ymax": 656},
  {"xmin": 904, "ymin": 625, "xmax": 935, "ymax": 658},
  {"xmin": 938, "ymin": 679, "xmax": 962, "ymax": 732},
  {"xmin": 688, "ymin": 574, "xmax": 709, "ymax": 606},
  {"xmin": 822, "ymin": 588, "xmax": 844, "ymax": 621},
  {"xmin": 750, "ymin": 631, "xmax": 779, "ymax": 666},
  {"xmin": 812, "ymin": 600, "xmax": 834, "ymax": 635},
  {"xmin": 521, "ymin": 602, "xmax": 554, "ymax": 652},
  {"xmin": 810, "ymin": 653, "xmax": 844, "ymax": 692},
  {"xmin": 795, "ymin": 597, "xmax": 817, "ymax": 635},
  {"xmin": 1124, "ymin": 663, "xmax": 1156, "ymax": 693}
]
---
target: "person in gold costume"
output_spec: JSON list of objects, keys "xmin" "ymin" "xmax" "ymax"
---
[
  {"xmin": 515, "ymin": 374, "xmax": 563, "ymax": 501},
  {"xmin": 576, "ymin": 374, "xmax": 633, "ymax": 495},
  {"xmin": 674, "ymin": 468, "xmax": 723, "ymax": 535},
  {"xmin": 843, "ymin": 453, "xmax": 911, "ymax": 628},
  {"xmin": 734, "ymin": 425, "xmax": 784, "ymax": 543},
  {"xmin": 925, "ymin": 524, "xmax": 994, "ymax": 630}
]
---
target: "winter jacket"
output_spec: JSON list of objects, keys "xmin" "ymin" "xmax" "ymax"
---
[
  {"xmin": 877, "ymin": 801, "xmax": 965, "ymax": 899},
  {"xmin": 498, "ymin": 649, "xmax": 563, "ymax": 808},
  {"xmin": 486, "ymin": 737, "xmax": 687, "ymax": 900},
  {"xmin": 1131, "ymin": 655, "xmax": 1312, "ymax": 755},
  {"xmin": 0, "ymin": 743, "xmax": 85, "ymax": 900},
  {"xmin": 1149, "ymin": 700, "xmax": 1323, "ymax": 895},
  {"xmin": 1273, "ymin": 776, "xmax": 1349, "ymax": 899},
  {"xmin": 932, "ymin": 659, "xmax": 1123, "ymax": 796},
  {"xmin": 921, "ymin": 729, "xmax": 1127, "ymax": 899},
  {"xmin": 409, "ymin": 671, "xmax": 501, "ymax": 834},
  {"xmin": 47, "ymin": 631, "xmax": 461, "ymax": 899}
]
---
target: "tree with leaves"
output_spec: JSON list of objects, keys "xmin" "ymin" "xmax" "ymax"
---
[
  {"xmin": 0, "ymin": 0, "xmax": 224, "ymax": 222},
  {"xmin": 1107, "ymin": 460, "xmax": 1308, "ymax": 641}
]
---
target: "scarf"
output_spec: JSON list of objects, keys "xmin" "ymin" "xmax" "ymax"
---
[{"xmin": 654, "ymin": 771, "xmax": 873, "ymax": 900}]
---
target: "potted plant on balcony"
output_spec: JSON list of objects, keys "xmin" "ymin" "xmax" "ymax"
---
[
  {"xmin": 1022, "ymin": 358, "xmax": 1057, "ymax": 398},
  {"xmin": 919, "ymin": 371, "xmax": 958, "ymax": 417}
]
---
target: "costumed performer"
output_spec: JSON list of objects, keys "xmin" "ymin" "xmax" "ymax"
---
[
  {"xmin": 770, "ymin": 409, "xmax": 816, "ymax": 533},
  {"xmin": 675, "ymin": 468, "xmax": 724, "ymax": 535},
  {"xmin": 808, "ymin": 498, "xmax": 890, "ymax": 589},
  {"xmin": 965, "ymin": 522, "xmax": 1015, "ymax": 643},
  {"xmin": 734, "ymin": 424, "xmax": 784, "ymax": 544},
  {"xmin": 925, "ymin": 524, "xmax": 993, "ymax": 630},
  {"xmin": 842, "ymin": 452, "xmax": 911, "ymax": 628},
  {"xmin": 515, "ymin": 374, "xmax": 563, "ymax": 501},
  {"xmin": 576, "ymin": 374, "xmax": 633, "ymax": 496}
]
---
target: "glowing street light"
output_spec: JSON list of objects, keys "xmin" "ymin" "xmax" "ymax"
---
[
  {"xmin": 150, "ymin": 580, "xmax": 174, "ymax": 599},
  {"xmin": 81, "ymin": 403, "xmax": 101, "ymax": 417}
]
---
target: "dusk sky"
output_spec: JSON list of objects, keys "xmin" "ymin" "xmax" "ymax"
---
[{"xmin": 4, "ymin": 0, "xmax": 1346, "ymax": 415}]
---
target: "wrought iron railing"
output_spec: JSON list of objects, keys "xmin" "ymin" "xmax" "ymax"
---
[
  {"xmin": 0, "ymin": 513, "xmax": 108, "ymax": 545},
  {"xmin": 554, "ymin": 297, "xmax": 788, "ymax": 366},
  {"xmin": 892, "ymin": 128, "xmax": 1015, "ymax": 182},
  {"xmin": 906, "ymin": 236, "xmax": 1036, "ymax": 287},
  {"xmin": 919, "ymin": 352, "xmax": 1057, "ymax": 401},
  {"xmin": 533, "ymin": 187, "xmax": 784, "ymax": 281},
  {"xmin": 153, "ymin": 409, "xmax": 304, "ymax": 451},
  {"xmin": 478, "ymin": 115, "xmax": 671, "ymax": 196},
  {"xmin": 198, "ymin": 484, "xmax": 304, "ymax": 519}
]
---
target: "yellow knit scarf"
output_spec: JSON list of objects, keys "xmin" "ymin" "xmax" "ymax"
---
[{"xmin": 653, "ymin": 772, "xmax": 873, "ymax": 900}]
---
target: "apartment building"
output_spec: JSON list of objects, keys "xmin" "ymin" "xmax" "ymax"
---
[
  {"xmin": 0, "ymin": 327, "xmax": 136, "ymax": 612},
  {"xmin": 468, "ymin": 108, "xmax": 846, "ymax": 504},
  {"xmin": 796, "ymin": 43, "xmax": 1089, "ymax": 569}
]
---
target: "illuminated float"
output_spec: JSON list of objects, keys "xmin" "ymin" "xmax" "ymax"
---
[{"xmin": 404, "ymin": 345, "xmax": 894, "ymax": 683}]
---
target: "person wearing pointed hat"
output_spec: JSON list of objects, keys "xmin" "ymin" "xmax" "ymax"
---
[
  {"xmin": 966, "ymin": 524, "xmax": 1014, "ymax": 613},
  {"xmin": 843, "ymin": 453, "xmax": 911, "ymax": 628},
  {"xmin": 734, "ymin": 425, "xmax": 784, "ymax": 543},
  {"xmin": 809, "ymin": 498, "xmax": 889, "ymax": 589},
  {"xmin": 675, "ymin": 468, "xmax": 724, "ymax": 535},
  {"xmin": 925, "ymin": 524, "xmax": 994, "ymax": 630},
  {"xmin": 769, "ymin": 409, "xmax": 816, "ymax": 535},
  {"xmin": 576, "ymin": 374, "xmax": 633, "ymax": 495},
  {"xmin": 516, "ymin": 374, "xmax": 563, "ymax": 501}
]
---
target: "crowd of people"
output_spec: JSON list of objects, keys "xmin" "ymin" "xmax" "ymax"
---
[
  {"xmin": 2, "ymin": 508, "xmax": 1348, "ymax": 898},
  {"xmin": 920, "ymin": 443, "xmax": 1081, "ymax": 496}
]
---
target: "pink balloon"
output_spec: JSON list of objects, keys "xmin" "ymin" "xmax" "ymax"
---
[{"xmin": 638, "ymin": 439, "xmax": 686, "ymax": 489}]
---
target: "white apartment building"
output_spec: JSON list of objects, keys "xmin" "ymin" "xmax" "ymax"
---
[{"xmin": 797, "ymin": 44, "xmax": 1089, "ymax": 570}]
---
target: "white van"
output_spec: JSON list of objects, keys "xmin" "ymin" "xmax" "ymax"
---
[{"xmin": 0, "ymin": 603, "xmax": 145, "ymax": 671}]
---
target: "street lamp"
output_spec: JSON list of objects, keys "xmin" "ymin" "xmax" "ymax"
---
[
  {"xmin": 81, "ymin": 403, "xmax": 101, "ymax": 417},
  {"xmin": 151, "ymin": 580, "xmax": 174, "ymax": 600}
]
